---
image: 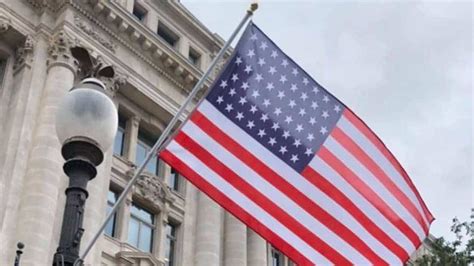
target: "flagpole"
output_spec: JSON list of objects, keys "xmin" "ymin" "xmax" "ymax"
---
[{"xmin": 74, "ymin": 3, "xmax": 258, "ymax": 265}]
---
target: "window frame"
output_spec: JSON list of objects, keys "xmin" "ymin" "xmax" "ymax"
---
[
  {"xmin": 164, "ymin": 222, "xmax": 178, "ymax": 266},
  {"xmin": 157, "ymin": 22, "xmax": 180, "ymax": 48},
  {"xmin": 104, "ymin": 189, "xmax": 118, "ymax": 237},
  {"xmin": 188, "ymin": 47, "xmax": 201, "ymax": 68},
  {"xmin": 128, "ymin": 202, "xmax": 155, "ymax": 253},
  {"xmin": 168, "ymin": 168, "xmax": 180, "ymax": 192},
  {"xmin": 271, "ymin": 247, "xmax": 283, "ymax": 266},
  {"xmin": 136, "ymin": 129, "xmax": 160, "ymax": 176},
  {"xmin": 113, "ymin": 117, "xmax": 126, "ymax": 157},
  {"xmin": 132, "ymin": 2, "xmax": 148, "ymax": 23}
]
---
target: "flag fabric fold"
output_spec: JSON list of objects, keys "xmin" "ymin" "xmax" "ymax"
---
[{"xmin": 160, "ymin": 22, "xmax": 433, "ymax": 265}]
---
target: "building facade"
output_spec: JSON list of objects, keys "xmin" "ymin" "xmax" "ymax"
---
[
  {"xmin": 0, "ymin": 1, "xmax": 430, "ymax": 265},
  {"xmin": 0, "ymin": 0, "xmax": 279, "ymax": 265}
]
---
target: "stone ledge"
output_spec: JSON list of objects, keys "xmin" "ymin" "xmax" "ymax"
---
[{"xmin": 78, "ymin": 0, "xmax": 217, "ymax": 93}]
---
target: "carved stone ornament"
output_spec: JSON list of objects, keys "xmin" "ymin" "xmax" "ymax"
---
[
  {"xmin": 25, "ymin": 0, "xmax": 69, "ymax": 14},
  {"xmin": 74, "ymin": 15, "xmax": 117, "ymax": 53},
  {"xmin": 135, "ymin": 173, "xmax": 174, "ymax": 205},
  {"xmin": 47, "ymin": 30, "xmax": 78, "ymax": 72},
  {"xmin": 102, "ymin": 71, "xmax": 128, "ymax": 96},
  {"xmin": 210, "ymin": 50, "xmax": 227, "ymax": 79},
  {"xmin": 25, "ymin": 0, "xmax": 48, "ymax": 11},
  {"xmin": 0, "ymin": 15, "xmax": 10, "ymax": 33},
  {"xmin": 13, "ymin": 35, "xmax": 35, "ymax": 71}
]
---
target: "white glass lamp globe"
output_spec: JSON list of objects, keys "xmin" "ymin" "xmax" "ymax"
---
[{"xmin": 55, "ymin": 78, "xmax": 118, "ymax": 152}]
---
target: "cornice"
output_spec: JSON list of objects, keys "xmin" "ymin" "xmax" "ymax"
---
[
  {"xmin": 170, "ymin": 1, "xmax": 223, "ymax": 44},
  {"xmin": 146, "ymin": 0, "xmax": 225, "ymax": 50},
  {"xmin": 25, "ymin": 0, "xmax": 70, "ymax": 14},
  {"xmin": 0, "ymin": 3, "xmax": 37, "ymax": 37},
  {"xmin": 73, "ymin": 14, "xmax": 117, "ymax": 53},
  {"xmin": 70, "ymin": 0, "xmax": 217, "ymax": 94},
  {"xmin": 20, "ymin": 0, "xmax": 222, "ymax": 96},
  {"xmin": 21, "ymin": 0, "xmax": 190, "ymax": 93},
  {"xmin": 15, "ymin": 0, "xmax": 210, "ymax": 119},
  {"xmin": 0, "ymin": 14, "xmax": 10, "ymax": 33}
]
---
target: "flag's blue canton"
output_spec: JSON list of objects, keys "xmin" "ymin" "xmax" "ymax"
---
[{"xmin": 206, "ymin": 23, "xmax": 345, "ymax": 172}]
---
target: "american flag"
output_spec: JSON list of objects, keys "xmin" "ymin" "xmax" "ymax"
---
[{"xmin": 160, "ymin": 22, "xmax": 433, "ymax": 265}]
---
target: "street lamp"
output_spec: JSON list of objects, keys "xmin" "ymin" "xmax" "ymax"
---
[{"xmin": 53, "ymin": 78, "xmax": 118, "ymax": 266}]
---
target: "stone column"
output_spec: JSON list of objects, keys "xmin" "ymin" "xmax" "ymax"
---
[
  {"xmin": 267, "ymin": 243, "xmax": 272, "ymax": 265},
  {"xmin": 224, "ymin": 212, "xmax": 247, "ymax": 266},
  {"xmin": 125, "ymin": 115, "xmax": 140, "ymax": 163},
  {"xmin": 0, "ymin": 35, "xmax": 49, "ymax": 266},
  {"xmin": 13, "ymin": 30, "xmax": 78, "ymax": 266},
  {"xmin": 181, "ymin": 182, "xmax": 198, "ymax": 266},
  {"xmin": 117, "ymin": 182, "xmax": 134, "ymax": 243},
  {"xmin": 247, "ymin": 229, "xmax": 267, "ymax": 266},
  {"xmin": 156, "ymin": 201, "xmax": 170, "ymax": 261},
  {"xmin": 194, "ymin": 192, "xmax": 222, "ymax": 266}
]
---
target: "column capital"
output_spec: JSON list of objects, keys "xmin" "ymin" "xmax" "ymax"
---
[
  {"xmin": 131, "ymin": 115, "xmax": 140, "ymax": 127},
  {"xmin": 13, "ymin": 35, "xmax": 35, "ymax": 72},
  {"xmin": 46, "ymin": 30, "xmax": 78, "ymax": 75}
]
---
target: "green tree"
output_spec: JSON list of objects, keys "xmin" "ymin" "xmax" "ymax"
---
[{"xmin": 415, "ymin": 217, "xmax": 474, "ymax": 266}]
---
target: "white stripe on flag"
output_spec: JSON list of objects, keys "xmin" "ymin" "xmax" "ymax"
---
[
  {"xmin": 309, "ymin": 157, "xmax": 416, "ymax": 253},
  {"xmin": 198, "ymin": 101, "xmax": 412, "ymax": 263},
  {"xmin": 323, "ymin": 136, "xmax": 426, "ymax": 240},
  {"xmin": 180, "ymin": 120, "xmax": 383, "ymax": 265},
  {"xmin": 166, "ymin": 140, "xmax": 330, "ymax": 265},
  {"xmin": 337, "ymin": 116, "xmax": 430, "ymax": 225}
]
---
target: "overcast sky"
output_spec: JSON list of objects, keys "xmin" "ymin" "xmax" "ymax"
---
[{"xmin": 181, "ymin": 0, "xmax": 472, "ymax": 242}]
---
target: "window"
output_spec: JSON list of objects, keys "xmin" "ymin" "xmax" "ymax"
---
[
  {"xmin": 132, "ymin": 3, "xmax": 147, "ymax": 22},
  {"xmin": 104, "ymin": 190, "xmax": 118, "ymax": 237},
  {"xmin": 113, "ymin": 117, "xmax": 126, "ymax": 156},
  {"xmin": 168, "ymin": 168, "xmax": 180, "ymax": 192},
  {"xmin": 188, "ymin": 47, "xmax": 201, "ymax": 67},
  {"xmin": 157, "ymin": 23, "xmax": 179, "ymax": 47},
  {"xmin": 271, "ymin": 248, "xmax": 283, "ymax": 266},
  {"xmin": 164, "ymin": 223, "xmax": 177, "ymax": 266},
  {"xmin": 136, "ymin": 130, "xmax": 160, "ymax": 175},
  {"xmin": 128, "ymin": 203, "xmax": 154, "ymax": 252}
]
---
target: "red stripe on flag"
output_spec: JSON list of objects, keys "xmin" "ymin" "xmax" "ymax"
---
[
  {"xmin": 190, "ymin": 111, "xmax": 388, "ymax": 265},
  {"xmin": 331, "ymin": 126, "xmax": 429, "ymax": 233},
  {"xmin": 343, "ymin": 110, "xmax": 434, "ymax": 223},
  {"xmin": 174, "ymin": 131, "xmax": 352, "ymax": 265},
  {"xmin": 302, "ymin": 167, "xmax": 410, "ymax": 261},
  {"xmin": 159, "ymin": 149, "xmax": 314, "ymax": 266},
  {"xmin": 318, "ymin": 146, "xmax": 422, "ymax": 247}
]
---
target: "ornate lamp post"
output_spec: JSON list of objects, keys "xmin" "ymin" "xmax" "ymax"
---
[{"xmin": 52, "ymin": 78, "xmax": 118, "ymax": 266}]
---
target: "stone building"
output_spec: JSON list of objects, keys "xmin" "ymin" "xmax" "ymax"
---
[
  {"xmin": 0, "ymin": 0, "xmax": 280, "ymax": 265},
  {"xmin": 0, "ymin": 0, "xmax": 431, "ymax": 265}
]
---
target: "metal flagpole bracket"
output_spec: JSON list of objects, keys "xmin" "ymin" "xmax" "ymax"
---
[{"xmin": 74, "ymin": 4, "xmax": 257, "ymax": 265}]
